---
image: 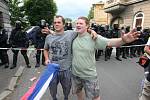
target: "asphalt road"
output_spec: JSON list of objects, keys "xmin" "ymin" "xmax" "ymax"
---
[{"xmin": 96, "ymin": 56, "xmax": 143, "ymax": 100}]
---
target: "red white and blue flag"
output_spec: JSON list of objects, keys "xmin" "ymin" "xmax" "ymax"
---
[{"xmin": 21, "ymin": 63, "xmax": 59, "ymax": 100}]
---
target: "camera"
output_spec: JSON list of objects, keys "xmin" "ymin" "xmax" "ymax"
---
[{"xmin": 40, "ymin": 19, "xmax": 46, "ymax": 29}]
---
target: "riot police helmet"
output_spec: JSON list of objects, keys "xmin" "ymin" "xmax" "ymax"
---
[
  {"xmin": 104, "ymin": 25, "xmax": 109, "ymax": 31},
  {"xmin": 113, "ymin": 24, "xmax": 119, "ymax": 30},
  {"xmin": 15, "ymin": 20, "xmax": 22, "ymax": 29}
]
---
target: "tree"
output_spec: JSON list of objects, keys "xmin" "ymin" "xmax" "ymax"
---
[
  {"xmin": 88, "ymin": 7, "xmax": 94, "ymax": 20},
  {"xmin": 24, "ymin": 0, "xmax": 57, "ymax": 26},
  {"xmin": 9, "ymin": 0, "xmax": 26, "ymax": 27}
]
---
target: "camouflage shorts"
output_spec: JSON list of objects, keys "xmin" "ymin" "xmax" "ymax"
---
[
  {"xmin": 139, "ymin": 79, "xmax": 150, "ymax": 100},
  {"xmin": 72, "ymin": 75, "xmax": 100, "ymax": 99}
]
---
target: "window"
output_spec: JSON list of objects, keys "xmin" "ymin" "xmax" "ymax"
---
[{"xmin": 133, "ymin": 12, "xmax": 144, "ymax": 28}]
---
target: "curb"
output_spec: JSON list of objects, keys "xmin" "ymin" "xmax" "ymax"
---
[{"xmin": 0, "ymin": 66, "xmax": 25, "ymax": 100}]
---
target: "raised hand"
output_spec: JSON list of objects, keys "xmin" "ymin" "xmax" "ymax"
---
[{"xmin": 122, "ymin": 29, "xmax": 140, "ymax": 43}]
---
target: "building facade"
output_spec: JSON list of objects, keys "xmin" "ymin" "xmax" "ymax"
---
[
  {"xmin": 0, "ymin": 0, "xmax": 11, "ymax": 31},
  {"xmin": 92, "ymin": 1, "xmax": 109, "ymax": 25},
  {"xmin": 104, "ymin": 0, "xmax": 150, "ymax": 29}
]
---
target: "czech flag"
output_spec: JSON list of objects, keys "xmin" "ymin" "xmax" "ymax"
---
[{"xmin": 21, "ymin": 63, "xmax": 59, "ymax": 100}]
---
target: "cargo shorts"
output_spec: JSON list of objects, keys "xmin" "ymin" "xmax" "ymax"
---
[
  {"xmin": 139, "ymin": 79, "xmax": 150, "ymax": 100},
  {"xmin": 72, "ymin": 75, "xmax": 100, "ymax": 99}
]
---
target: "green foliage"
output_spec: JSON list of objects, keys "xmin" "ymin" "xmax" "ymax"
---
[
  {"xmin": 9, "ymin": 0, "xmax": 28, "ymax": 28},
  {"xmin": 9, "ymin": 0, "xmax": 21, "ymax": 26},
  {"xmin": 24, "ymin": 0, "xmax": 57, "ymax": 26}
]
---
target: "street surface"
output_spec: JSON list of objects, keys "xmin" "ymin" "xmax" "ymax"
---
[{"xmin": 2, "ymin": 50, "xmax": 144, "ymax": 100}]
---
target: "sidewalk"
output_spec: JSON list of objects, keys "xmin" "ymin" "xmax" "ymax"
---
[
  {"xmin": 0, "ymin": 64, "xmax": 25, "ymax": 100},
  {"xmin": 0, "ymin": 50, "xmax": 15, "ymax": 93}
]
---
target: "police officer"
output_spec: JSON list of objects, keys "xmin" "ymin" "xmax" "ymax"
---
[
  {"xmin": 0, "ymin": 28, "xmax": 9, "ymax": 68},
  {"xmin": 136, "ymin": 26, "xmax": 144, "ymax": 56},
  {"xmin": 125, "ymin": 26, "xmax": 131, "ymax": 57},
  {"xmin": 111, "ymin": 24, "xmax": 122, "ymax": 61},
  {"xmin": 104, "ymin": 25, "xmax": 113, "ymax": 61},
  {"xmin": 120, "ymin": 26, "xmax": 127, "ymax": 59},
  {"xmin": 34, "ymin": 19, "xmax": 48, "ymax": 68},
  {"xmin": 64, "ymin": 22, "xmax": 73, "ymax": 31},
  {"xmin": 9, "ymin": 21, "xmax": 31, "ymax": 69}
]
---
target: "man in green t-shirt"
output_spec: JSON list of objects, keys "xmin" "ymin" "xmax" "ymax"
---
[{"xmin": 72, "ymin": 16, "xmax": 140, "ymax": 100}]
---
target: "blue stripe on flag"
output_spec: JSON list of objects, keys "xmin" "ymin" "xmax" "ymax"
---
[{"xmin": 28, "ymin": 63, "xmax": 59, "ymax": 100}]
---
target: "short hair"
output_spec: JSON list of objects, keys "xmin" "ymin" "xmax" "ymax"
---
[
  {"xmin": 78, "ymin": 16, "xmax": 90, "ymax": 26},
  {"xmin": 54, "ymin": 15, "xmax": 65, "ymax": 25}
]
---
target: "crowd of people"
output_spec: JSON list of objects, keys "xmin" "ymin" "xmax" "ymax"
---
[{"xmin": 0, "ymin": 15, "xmax": 149, "ymax": 100}]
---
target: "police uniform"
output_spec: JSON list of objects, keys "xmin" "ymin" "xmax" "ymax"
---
[
  {"xmin": 9, "ymin": 21, "xmax": 31, "ymax": 69},
  {"xmin": 0, "ymin": 29, "xmax": 9, "ymax": 68},
  {"xmin": 112, "ymin": 24, "xmax": 122, "ymax": 61},
  {"xmin": 34, "ymin": 20, "xmax": 48, "ymax": 68}
]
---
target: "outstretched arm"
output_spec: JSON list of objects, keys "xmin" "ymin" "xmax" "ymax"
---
[{"xmin": 107, "ymin": 29, "xmax": 140, "ymax": 47}]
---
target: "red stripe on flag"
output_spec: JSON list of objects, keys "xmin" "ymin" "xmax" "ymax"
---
[{"xmin": 20, "ymin": 80, "xmax": 38, "ymax": 100}]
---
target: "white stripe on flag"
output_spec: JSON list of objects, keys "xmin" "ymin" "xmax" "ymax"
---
[{"xmin": 33, "ymin": 73, "xmax": 54, "ymax": 100}]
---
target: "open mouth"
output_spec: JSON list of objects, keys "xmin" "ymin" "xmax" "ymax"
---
[{"xmin": 76, "ymin": 27, "xmax": 81, "ymax": 30}]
